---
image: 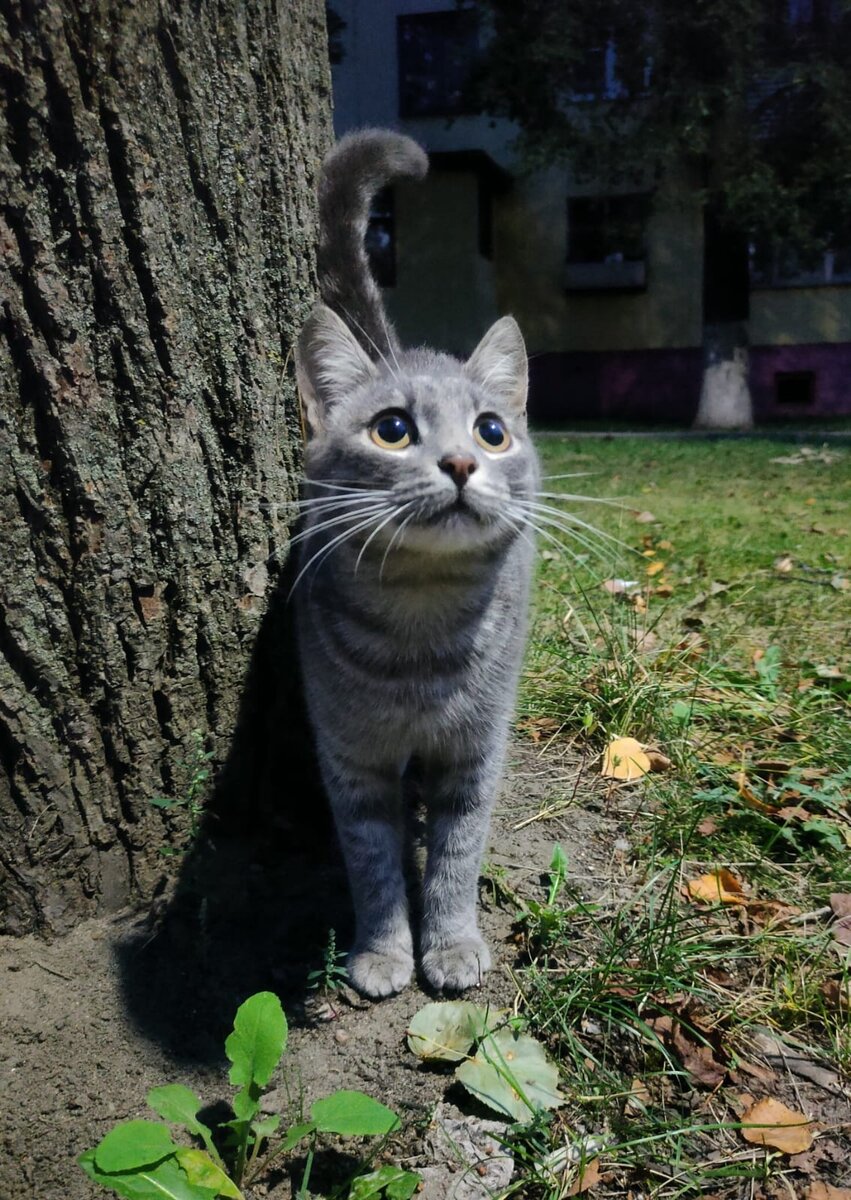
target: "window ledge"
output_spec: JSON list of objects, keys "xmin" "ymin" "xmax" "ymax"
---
[{"xmin": 564, "ymin": 260, "xmax": 647, "ymax": 292}]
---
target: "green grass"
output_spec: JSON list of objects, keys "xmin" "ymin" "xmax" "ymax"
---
[{"xmin": 507, "ymin": 436, "xmax": 850, "ymax": 1199}]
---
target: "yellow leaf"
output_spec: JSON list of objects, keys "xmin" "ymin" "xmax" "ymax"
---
[
  {"xmin": 646, "ymin": 560, "xmax": 666, "ymax": 576},
  {"xmin": 601, "ymin": 737, "xmax": 650, "ymax": 781},
  {"xmin": 686, "ymin": 869, "xmax": 748, "ymax": 906},
  {"xmin": 739, "ymin": 1097, "xmax": 814, "ymax": 1154}
]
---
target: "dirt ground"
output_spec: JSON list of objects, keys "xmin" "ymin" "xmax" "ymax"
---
[{"xmin": 0, "ymin": 741, "xmax": 638, "ymax": 1199}]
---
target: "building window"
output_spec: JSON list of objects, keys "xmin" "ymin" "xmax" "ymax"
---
[
  {"xmin": 775, "ymin": 371, "xmax": 816, "ymax": 405},
  {"xmin": 750, "ymin": 241, "xmax": 851, "ymax": 288},
  {"xmin": 565, "ymin": 194, "xmax": 650, "ymax": 291},
  {"xmin": 570, "ymin": 39, "xmax": 653, "ymax": 101},
  {"xmin": 398, "ymin": 10, "xmax": 479, "ymax": 118},
  {"xmin": 365, "ymin": 188, "xmax": 395, "ymax": 287}
]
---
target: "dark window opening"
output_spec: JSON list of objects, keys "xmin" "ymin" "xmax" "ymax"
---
[
  {"xmin": 365, "ymin": 188, "xmax": 395, "ymax": 287},
  {"xmin": 775, "ymin": 370, "xmax": 816, "ymax": 405},
  {"xmin": 398, "ymin": 10, "xmax": 479, "ymax": 118},
  {"xmin": 567, "ymin": 194, "xmax": 649, "ymax": 264},
  {"xmin": 565, "ymin": 194, "xmax": 650, "ymax": 291}
]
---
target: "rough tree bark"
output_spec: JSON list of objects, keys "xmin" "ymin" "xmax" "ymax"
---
[{"xmin": 0, "ymin": 0, "xmax": 331, "ymax": 934}]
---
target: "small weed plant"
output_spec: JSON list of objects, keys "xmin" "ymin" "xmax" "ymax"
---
[
  {"xmin": 80, "ymin": 992, "xmax": 418, "ymax": 1200},
  {"xmin": 151, "ymin": 728, "xmax": 213, "ymax": 854}
]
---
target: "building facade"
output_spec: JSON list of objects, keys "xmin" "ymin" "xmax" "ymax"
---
[{"xmin": 330, "ymin": 0, "xmax": 851, "ymax": 422}]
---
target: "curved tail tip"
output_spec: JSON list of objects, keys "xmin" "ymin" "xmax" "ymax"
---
[{"xmin": 322, "ymin": 128, "xmax": 429, "ymax": 184}]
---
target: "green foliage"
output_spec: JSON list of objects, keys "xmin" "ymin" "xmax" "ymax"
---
[
  {"xmin": 151, "ymin": 729, "xmax": 213, "ymax": 853},
  {"xmin": 473, "ymin": 0, "xmax": 851, "ymax": 252},
  {"xmin": 407, "ymin": 1000, "xmax": 566, "ymax": 1122},
  {"xmin": 306, "ymin": 927, "xmax": 350, "ymax": 993},
  {"xmin": 79, "ymin": 991, "xmax": 416, "ymax": 1200}
]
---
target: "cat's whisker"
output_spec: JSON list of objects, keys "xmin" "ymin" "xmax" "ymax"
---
[
  {"xmin": 539, "ymin": 472, "xmax": 598, "ymax": 481},
  {"xmin": 304, "ymin": 480, "xmax": 392, "ymax": 494},
  {"xmin": 515, "ymin": 499, "xmax": 631, "ymax": 554},
  {"xmin": 289, "ymin": 503, "xmax": 391, "ymax": 546},
  {"xmin": 288, "ymin": 507, "xmax": 397, "ymax": 598},
  {"xmin": 533, "ymin": 491, "xmax": 625, "ymax": 509},
  {"xmin": 286, "ymin": 492, "xmax": 394, "ymax": 515},
  {"xmin": 379, "ymin": 509, "xmax": 418, "ymax": 581},
  {"xmin": 514, "ymin": 507, "xmax": 618, "ymax": 564},
  {"xmin": 506, "ymin": 506, "xmax": 596, "ymax": 568},
  {"xmin": 354, "ymin": 501, "xmax": 414, "ymax": 574}
]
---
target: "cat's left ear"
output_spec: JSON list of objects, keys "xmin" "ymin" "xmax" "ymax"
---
[
  {"xmin": 296, "ymin": 304, "xmax": 378, "ymax": 436},
  {"xmin": 464, "ymin": 316, "xmax": 528, "ymax": 416}
]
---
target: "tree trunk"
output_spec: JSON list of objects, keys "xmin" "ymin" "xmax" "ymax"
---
[
  {"xmin": 0, "ymin": 0, "xmax": 331, "ymax": 934},
  {"xmin": 694, "ymin": 204, "xmax": 753, "ymax": 429}
]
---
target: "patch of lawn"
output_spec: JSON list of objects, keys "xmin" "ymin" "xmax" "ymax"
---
[{"xmin": 508, "ymin": 436, "xmax": 850, "ymax": 1198}]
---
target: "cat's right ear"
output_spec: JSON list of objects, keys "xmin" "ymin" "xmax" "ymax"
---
[{"xmin": 296, "ymin": 304, "xmax": 377, "ymax": 436}]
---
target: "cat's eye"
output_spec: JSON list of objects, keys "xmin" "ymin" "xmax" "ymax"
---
[
  {"xmin": 473, "ymin": 415, "xmax": 511, "ymax": 452},
  {"xmin": 370, "ymin": 411, "xmax": 414, "ymax": 450}
]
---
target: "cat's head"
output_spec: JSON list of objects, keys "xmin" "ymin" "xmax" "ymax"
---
[{"xmin": 295, "ymin": 305, "xmax": 539, "ymax": 556}]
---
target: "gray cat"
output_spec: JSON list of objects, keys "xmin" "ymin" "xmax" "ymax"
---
[{"xmin": 294, "ymin": 130, "xmax": 539, "ymax": 999}]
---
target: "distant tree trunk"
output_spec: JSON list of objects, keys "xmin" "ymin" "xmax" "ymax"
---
[
  {"xmin": 0, "ymin": 0, "xmax": 331, "ymax": 934},
  {"xmin": 694, "ymin": 204, "xmax": 753, "ymax": 429}
]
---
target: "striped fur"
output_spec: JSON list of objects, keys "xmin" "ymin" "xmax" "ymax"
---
[{"xmin": 295, "ymin": 132, "xmax": 539, "ymax": 998}]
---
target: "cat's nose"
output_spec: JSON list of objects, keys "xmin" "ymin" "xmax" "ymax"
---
[{"xmin": 439, "ymin": 453, "xmax": 478, "ymax": 489}]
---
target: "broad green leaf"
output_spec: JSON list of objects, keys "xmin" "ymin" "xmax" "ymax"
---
[
  {"xmin": 349, "ymin": 1165, "xmax": 421, "ymax": 1199},
  {"xmin": 94, "ymin": 1120, "xmax": 177, "ymax": 1173},
  {"xmin": 79, "ymin": 1147, "xmax": 218, "ymax": 1199},
  {"xmin": 311, "ymin": 1090, "xmax": 400, "ymax": 1136},
  {"xmin": 280, "ymin": 1120, "xmax": 317, "ymax": 1151},
  {"xmin": 225, "ymin": 992, "xmax": 286, "ymax": 1122},
  {"xmin": 549, "ymin": 843, "xmax": 568, "ymax": 876},
  {"xmin": 250, "ymin": 1113, "xmax": 280, "ymax": 1142},
  {"xmin": 174, "ymin": 1149, "xmax": 242, "ymax": 1198},
  {"xmin": 407, "ymin": 1001, "xmax": 504, "ymax": 1062},
  {"xmin": 147, "ymin": 1086, "xmax": 211, "ymax": 1141},
  {"xmin": 455, "ymin": 1030, "xmax": 565, "ymax": 1121},
  {"xmin": 231, "ymin": 1085, "xmax": 261, "ymax": 1123}
]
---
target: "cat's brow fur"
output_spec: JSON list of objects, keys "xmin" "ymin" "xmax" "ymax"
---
[{"xmin": 294, "ymin": 130, "xmax": 539, "ymax": 998}]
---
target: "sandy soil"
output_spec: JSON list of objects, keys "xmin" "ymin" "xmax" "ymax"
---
[{"xmin": 0, "ymin": 741, "xmax": 637, "ymax": 1199}]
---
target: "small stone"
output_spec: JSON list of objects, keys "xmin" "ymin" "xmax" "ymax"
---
[{"xmin": 333, "ymin": 1029, "xmax": 349, "ymax": 1046}]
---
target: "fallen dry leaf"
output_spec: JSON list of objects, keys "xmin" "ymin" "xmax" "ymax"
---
[
  {"xmin": 602, "ymin": 578, "xmax": 640, "ymax": 596},
  {"xmin": 806, "ymin": 1185, "xmax": 851, "ymax": 1200},
  {"xmin": 773, "ymin": 555, "xmax": 795, "ymax": 573},
  {"xmin": 832, "ymin": 915, "xmax": 851, "ymax": 948},
  {"xmin": 644, "ymin": 749, "xmax": 673, "ymax": 773},
  {"xmin": 697, "ymin": 817, "xmax": 718, "ymax": 836},
  {"xmin": 626, "ymin": 1078, "xmax": 651, "ymax": 1113},
  {"xmin": 820, "ymin": 979, "xmax": 850, "ymax": 1012},
  {"xmin": 647, "ymin": 1011, "xmax": 727, "ymax": 1088},
  {"xmin": 646, "ymin": 560, "xmax": 666, "ymax": 577},
  {"xmin": 601, "ymin": 737, "xmax": 650, "ymax": 781},
  {"xmin": 632, "ymin": 510, "xmax": 657, "ymax": 523},
  {"xmin": 657, "ymin": 539, "xmax": 674, "ymax": 551},
  {"xmin": 654, "ymin": 583, "xmax": 674, "ymax": 597},
  {"xmin": 565, "ymin": 1157, "xmax": 600, "ymax": 1195},
  {"xmin": 686, "ymin": 869, "xmax": 748, "ymax": 906},
  {"xmin": 740, "ymin": 1097, "xmax": 814, "ymax": 1154}
]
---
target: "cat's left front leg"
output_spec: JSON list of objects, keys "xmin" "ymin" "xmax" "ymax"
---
[{"xmin": 419, "ymin": 751, "xmax": 503, "ymax": 992}]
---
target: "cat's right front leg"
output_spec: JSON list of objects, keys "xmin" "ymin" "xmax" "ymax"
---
[{"xmin": 322, "ymin": 754, "xmax": 413, "ymax": 999}]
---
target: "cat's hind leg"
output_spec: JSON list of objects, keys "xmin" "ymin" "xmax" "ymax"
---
[{"xmin": 321, "ymin": 753, "xmax": 413, "ymax": 998}]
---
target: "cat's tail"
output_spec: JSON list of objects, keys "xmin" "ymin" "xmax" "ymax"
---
[{"xmin": 318, "ymin": 129, "xmax": 428, "ymax": 360}]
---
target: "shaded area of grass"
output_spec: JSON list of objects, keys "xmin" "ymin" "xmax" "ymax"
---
[{"xmin": 506, "ymin": 436, "xmax": 850, "ymax": 1198}]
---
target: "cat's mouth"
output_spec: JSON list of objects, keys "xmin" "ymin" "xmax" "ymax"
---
[{"xmin": 423, "ymin": 494, "xmax": 482, "ymax": 524}]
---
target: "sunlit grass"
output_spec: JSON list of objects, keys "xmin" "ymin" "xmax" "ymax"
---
[{"xmin": 506, "ymin": 435, "xmax": 850, "ymax": 1198}]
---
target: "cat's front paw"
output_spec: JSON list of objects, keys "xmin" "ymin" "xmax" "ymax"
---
[
  {"xmin": 421, "ymin": 937, "xmax": 491, "ymax": 992},
  {"xmin": 348, "ymin": 948, "xmax": 414, "ymax": 999}
]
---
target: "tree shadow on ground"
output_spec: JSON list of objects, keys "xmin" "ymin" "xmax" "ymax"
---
[{"xmin": 115, "ymin": 559, "xmax": 348, "ymax": 1064}]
